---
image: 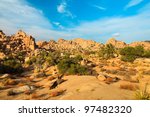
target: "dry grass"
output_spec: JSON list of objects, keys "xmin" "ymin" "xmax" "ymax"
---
[
  {"xmin": 135, "ymin": 83, "xmax": 150, "ymax": 100},
  {"xmin": 120, "ymin": 83, "xmax": 139, "ymax": 91}
]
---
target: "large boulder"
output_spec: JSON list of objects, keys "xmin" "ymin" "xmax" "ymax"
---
[{"xmin": 97, "ymin": 73, "xmax": 107, "ymax": 81}]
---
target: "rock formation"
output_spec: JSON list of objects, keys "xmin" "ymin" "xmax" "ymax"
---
[
  {"xmin": 106, "ymin": 38, "xmax": 127, "ymax": 48},
  {"xmin": 37, "ymin": 38, "xmax": 102, "ymax": 53},
  {"xmin": 129, "ymin": 41, "xmax": 150, "ymax": 50},
  {"xmin": 13, "ymin": 30, "xmax": 36, "ymax": 50},
  {"xmin": 0, "ymin": 30, "xmax": 37, "ymax": 56},
  {"xmin": 0, "ymin": 30, "xmax": 6, "ymax": 41}
]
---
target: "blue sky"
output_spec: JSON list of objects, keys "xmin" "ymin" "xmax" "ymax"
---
[{"xmin": 0, "ymin": 0, "xmax": 150, "ymax": 43}]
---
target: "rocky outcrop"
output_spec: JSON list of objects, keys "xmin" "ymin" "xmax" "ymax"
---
[
  {"xmin": 39, "ymin": 38, "xmax": 102, "ymax": 53},
  {"xmin": 13, "ymin": 30, "xmax": 36, "ymax": 50},
  {"xmin": 129, "ymin": 41, "xmax": 150, "ymax": 50},
  {"xmin": 106, "ymin": 38, "xmax": 127, "ymax": 48},
  {"xmin": 36, "ymin": 41, "xmax": 48, "ymax": 48},
  {"xmin": 0, "ymin": 30, "xmax": 6, "ymax": 41},
  {"xmin": 73, "ymin": 38, "xmax": 102, "ymax": 51},
  {"xmin": 0, "ymin": 30, "xmax": 37, "ymax": 55}
]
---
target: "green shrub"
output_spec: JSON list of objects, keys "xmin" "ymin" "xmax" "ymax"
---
[
  {"xmin": 121, "ymin": 55, "xmax": 136, "ymax": 62},
  {"xmin": 57, "ymin": 56, "xmax": 89, "ymax": 75},
  {"xmin": 0, "ymin": 57, "xmax": 23, "ymax": 74},
  {"xmin": 134, "ymin": 46, "xmax": 144, "ymax": 57},
  {"xmin": 120, "ymin": 46, "xmax": 145, "ymax": 62},
  {"xmin": 143, "ymin": 50, "xmax": 150, "ymax": 58},
  {"xmin": 99, "ymin": 44, "xmax": 116, "ymax": 59},
  {"xmin": 26, "ymin": 56, "xmax": 36, "ymax": 65},
  {"xmin": 120, "ymin": 46, "xmax": 135, "ymax": 56}
]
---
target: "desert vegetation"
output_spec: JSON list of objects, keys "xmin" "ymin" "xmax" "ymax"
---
[{"xmin": 0, "ymin": 30, "xmax": 150, "ymax": 100}]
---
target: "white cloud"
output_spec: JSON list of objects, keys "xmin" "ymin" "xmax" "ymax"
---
[
  {"xmin": 112, "ymin": 33, "xmax": 120, "ymax": 37},
  {"xmin": 92, "ymin": 5, "xmax": 106, "ymax": 11},
  {"xmin": 57, "ymin": 2, "xmax": 66, "ymax": 13},
  {"xmin": 0, "ymin": 0, "xmax": 74, "ymax": 41},
  {"xmin": 57, "ymin": 0, "xmax": 75, "ymax": 18},
  {"xmin": 0, "ymin": 0, "xmax": 52, "ymax": 37},
  {"xmin": 53, "ymin": 22, "xmax": 65, "ymax": 30},
  {"xmin": 125, "ymin": 0, "xmax": 143, "ymax": 9}
]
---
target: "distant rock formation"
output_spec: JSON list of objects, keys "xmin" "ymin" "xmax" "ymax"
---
[
  {"xmin": 0, "ymin": 30, "xmax": 36, "ymax": 56},
  {"xmin": 73, "ymin": 38, "xmax": 102, "ymax": 51},
  {"xmin": 0, "ymin": 30, "xmax": 6, "ymax": 41},
  {"xmin": 13, "ymin": 30, "xmax": 36, "ymax": 50},
  {"xmin": 129, "ymin": 41, "xmax": 150, "ymax": 50},
  {"xmin": 0, "ymin": 29, "xmax": 150, "ymax": 57},
  {"xmin": 106, "ymin": 38, "xmax": 127, "ymax": 48},
  {"xmin": 37, "ymin": 38, "xmax": 102, "ymax": 53}
]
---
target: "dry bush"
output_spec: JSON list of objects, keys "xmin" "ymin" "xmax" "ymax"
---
[{"xmin": 120, "ymin": 84, "xmax": 139, "ymax": 91}]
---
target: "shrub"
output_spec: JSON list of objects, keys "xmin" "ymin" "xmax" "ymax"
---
[
  {"xmin": 26, "ymin": 51, "xmax": 61, "ymax": 70},
  {"xmin": 135, "ymin": 84, "xmax": 150, "ymax": 100},
  {"xmin": 121, "ymin": 55, "xmax": 136, "ymax": 62},
  {"xmin": 15, "ymin": 51, "xmax": 26, "ymax": 63},
  {"xmin": 26, "ymin": 56, "xmax": 36, "ymax": 65},
  {"xmin": 57, "ymin": 56, "xmax": 89, "ymax": 75},
  {"xmin": 120, "ymin": 46, "xmax": 135, "ymax": 56},
  {"xmin": 143, "ymin": 50, "xmax": 150, "ymax": 58},
  {"xmin": 134, "ymin": 46, "xmax": 144, "ymax": 57},
  {"xmin": 99, "ymin": 44, "xmax": 116, "ymax": 59},
  {"xmin": 0, "ymin": 57, "xmax": 23, "ymax": 74},
  {"xmin": 120, "ymin": 46, "xmax": 144, "ymax": 62}
]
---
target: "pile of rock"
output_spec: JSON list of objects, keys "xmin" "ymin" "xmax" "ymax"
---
[
  {"xmin": 106, "ymin": 38, "xmax": 127, "ymax": 48},
  {"xmin": 0, "ymin": 30, "xmax": 37, "ymax": 56}
]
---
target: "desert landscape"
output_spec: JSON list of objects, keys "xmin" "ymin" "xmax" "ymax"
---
[{"xmin": 0, "ymin": 30, "xmax": 150, "ymax": 100}]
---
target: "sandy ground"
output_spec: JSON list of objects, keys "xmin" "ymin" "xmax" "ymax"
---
[{"xmin": 0, "ymin": 75, "xmax": 136, "ymax": 100}]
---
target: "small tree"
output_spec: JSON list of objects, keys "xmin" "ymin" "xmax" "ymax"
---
[{"xmin": 99, "ymin": 44, "xmax": 116, "ymax": 59}]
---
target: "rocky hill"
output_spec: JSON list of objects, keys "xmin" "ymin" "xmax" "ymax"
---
[
  {"xmin": 0, "ymin": 30, "xmax": 36, "ymax": 58},
  {"xmin": 106, "ymin": 38, "xmax": 150, "ymax": 50},
  {"xmin": 37, "ymin": 38, "xmax": 102, "ymax": 53},
  {"xmin": 129, "ymin": 41, "xmax": 150, "ymax": 50},
  {"xmin": 106, "ymin": 38, "xmax": 127, "ymax": 48},
  {"xmin": 0, "ymin": 30, "xmax": 150, "ymax": 58}
]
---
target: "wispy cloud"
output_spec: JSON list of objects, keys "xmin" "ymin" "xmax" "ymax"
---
[
  {"xmin": 57, "ymin": 0, "xmax": 75, "ymax": 18},
  {"xmin": 0, "ymin": 0, "xmax": 52, "ymax": 36},
  {"xmin": 92, "ymin": 5, "xmax": 106, "ymax": 11},
  {"xmin": 125, "ymin": 0, "xmax": 143, "ymax": 9},
  {"xmin": 53, "ymin": 22, "xmax": 65, "ymax": 30}
]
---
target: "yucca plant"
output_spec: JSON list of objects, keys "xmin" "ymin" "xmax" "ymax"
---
[{"xmin": 135, "ymin": 83, "xmax": 150, "ymax": 100}]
